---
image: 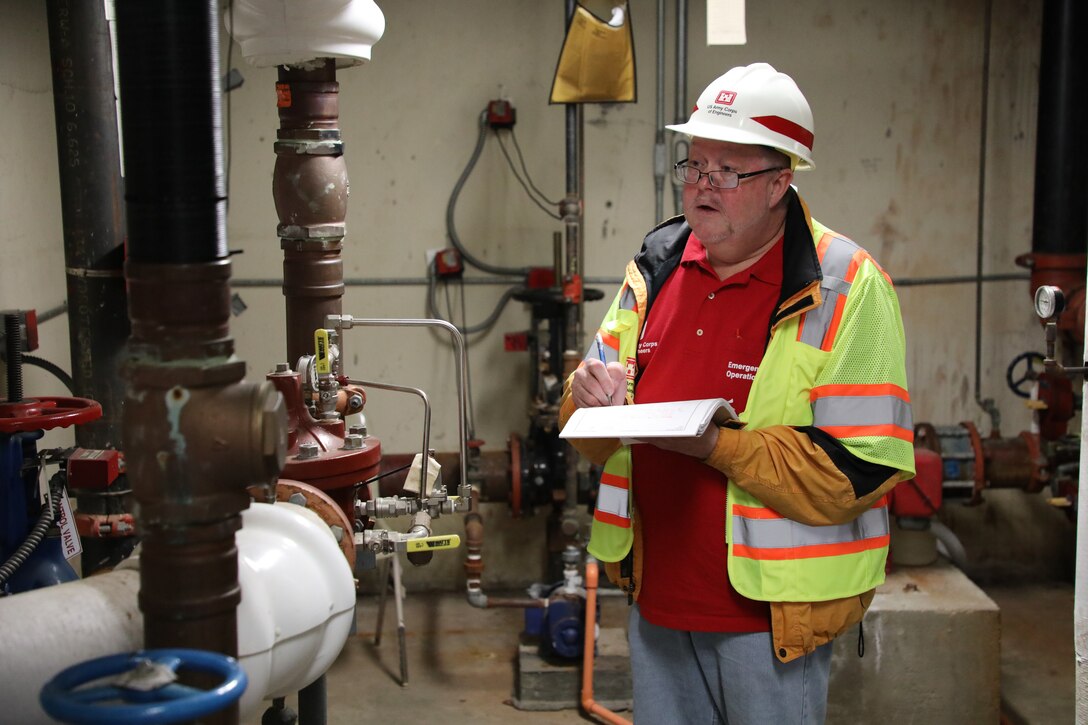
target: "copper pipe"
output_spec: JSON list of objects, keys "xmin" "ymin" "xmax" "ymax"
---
[
  {"xmin": 463, "ymin": 508, "xmax": 545, "ymax": 609},
  {"xmin": 582, "ymin": 560, "xmax": 632, "ymax": 725},
  {"xmin": 275, "ymin": 60, "xmax": 348, "ymax": 364}
]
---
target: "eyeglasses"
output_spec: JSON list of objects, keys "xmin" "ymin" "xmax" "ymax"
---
[{"xmin": 673, "ymin": 160, "xmax": 786, "ymax": 190}]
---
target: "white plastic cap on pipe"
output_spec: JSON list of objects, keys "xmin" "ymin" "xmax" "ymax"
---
[{"xmin": 226, "ymin": 0, "xmax": 386, "ymax": 68}]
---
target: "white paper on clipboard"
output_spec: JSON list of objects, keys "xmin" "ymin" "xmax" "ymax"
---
[{"xmin": 559, "ymin": 398, "xmax": 737, "ymax": 440}]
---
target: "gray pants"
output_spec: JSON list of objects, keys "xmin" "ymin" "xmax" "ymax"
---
[{"xmin": 628, "ymin": 605, "xmax": 832, "ymax": 725}]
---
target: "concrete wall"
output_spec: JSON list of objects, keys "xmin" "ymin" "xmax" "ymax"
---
[{"xmin": 0, "ymin": 0, "xmax": 1057, "ymax": 589}]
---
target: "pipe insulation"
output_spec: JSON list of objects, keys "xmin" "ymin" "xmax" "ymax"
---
[
  {"xmin": 0, "ymin": 502, "xmax": 354, "ymax": 724},
  {"xmin": 116, "ymin": 0, "xmax": 226, "ymax": 264}
]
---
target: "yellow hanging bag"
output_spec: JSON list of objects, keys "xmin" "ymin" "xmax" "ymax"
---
[{"xmin": 550, "ymin": 2, "xmax": 636, "ymax": 104}]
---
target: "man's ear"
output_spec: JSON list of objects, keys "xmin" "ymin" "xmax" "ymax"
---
[{"xmin": 767, "ymin": 169, "xmax": 793, "ymax": 208}]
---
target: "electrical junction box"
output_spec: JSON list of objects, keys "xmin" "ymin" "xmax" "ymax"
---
[
  {"xmin": 487, "ymin": 99, "xmax": 516, "ymax": 128},
  {"xmin": 434, "ymin": 248, "xmax": 464, "ymax": 278},
  {"xmin": 67, "ymin": 448, "xmax": 123, "ymax": 490}
]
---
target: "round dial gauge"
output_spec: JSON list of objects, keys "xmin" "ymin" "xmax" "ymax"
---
[{"xmin": 1033, "ymin": 285, "xmax": 1065, "ymax": 320}]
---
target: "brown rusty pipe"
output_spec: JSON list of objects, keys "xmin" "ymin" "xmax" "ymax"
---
[
  {"xmin": 275, "ymin": 60, "xmax": 348, "ymax": 364},
  {"xmin": 116, "ymin": 3, "xmax": 286, "ymax": 715},
  {"xmin": 464, "ymin": 505, "xmax": 545, "ymax": 609}
]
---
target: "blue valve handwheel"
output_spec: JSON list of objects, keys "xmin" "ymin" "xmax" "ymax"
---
[{"xmin": 39, "ymin": 648, "xmax": 247, "ymax": 725}]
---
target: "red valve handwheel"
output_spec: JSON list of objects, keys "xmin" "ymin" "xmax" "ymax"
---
[{"xmin": 0, "ymin": 397, "xmax": 102, "ymax": 433}]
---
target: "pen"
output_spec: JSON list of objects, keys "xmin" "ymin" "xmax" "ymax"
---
[{"xmin": 595, "ymin": 333, "xmax": 613, "ymax": 405}]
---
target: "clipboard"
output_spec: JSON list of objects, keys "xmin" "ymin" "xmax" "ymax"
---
[{"xmin": 559, "ymin": 398, "xmax": 737, "ymax": 440}]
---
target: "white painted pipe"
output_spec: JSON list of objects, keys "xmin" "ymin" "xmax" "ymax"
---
[
  {"xmin": 0, "ymin": 502, "xmax": 355, "ymax": 723},
  {"xmin": 0, "ymin": 568, "xmax": 143, "ymax": 725}
]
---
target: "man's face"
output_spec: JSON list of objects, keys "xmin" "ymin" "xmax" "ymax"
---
[{"xmin": 681, "ymin": 138, "xmax": 792, "ymax": 267}]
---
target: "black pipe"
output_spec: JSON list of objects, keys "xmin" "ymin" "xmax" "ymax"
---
[
  {"xmin": 115, "ymin": 0, "xmax": 226, "ymax": 264},
  {"xmin": 46, "ymin": 0, "xmax": 130, "ymax": 449},
  {"xmin": 298, "ymin": 675, "xmax": 328, "ymax": 725},
  {"xmin": 1031, "ymin": 0, "xmax": 1087, "ymax": 255}
]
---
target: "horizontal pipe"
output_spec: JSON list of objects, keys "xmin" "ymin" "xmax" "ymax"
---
[{"xmin": 231, "ymin": 273, "xmax": 1029, "ymax": 289}]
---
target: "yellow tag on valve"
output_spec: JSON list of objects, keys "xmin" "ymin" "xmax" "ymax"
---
[
  {"xmin": 314, "ymin": 329, "xmax": 331, "ymax": 375},
  {"xmin": 406, "ymin": 534, "xmax": 461, "ymax": 553}
]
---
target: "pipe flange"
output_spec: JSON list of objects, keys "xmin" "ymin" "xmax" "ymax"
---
[
  {"xmin": 273, "ymin": 139, "xmax": 344, "ymax": 156},
  {"xmin": 276, "ymin": 478, "xmax": 356, "ymax": 570},
  {"xmin": 278, "ymin": 228, "xmax": 347, "ymax": 245}
]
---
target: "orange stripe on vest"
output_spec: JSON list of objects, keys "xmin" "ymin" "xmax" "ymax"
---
[
  {"xmin": 811, "ymin": 383, "xmax": 910, "ymax": 401},
  {"xmin": 600, "ymin": 472, "xmax": 629, "ymax": 489},
  {"xmin": 594, "ymin": 508, "xmax": 631, "ymax": 528},
  {"xmin": 731, "ymin": 504, "xmax": 784, "ymax": 520}
]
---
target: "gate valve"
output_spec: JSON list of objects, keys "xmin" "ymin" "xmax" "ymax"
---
[
  {"xmin": 39, "ymin": 648, "xmax": 246, "ymax": 725},
  {"xmin": 0, "ymin": 397, "xmax": 101, "ymax": 434}
]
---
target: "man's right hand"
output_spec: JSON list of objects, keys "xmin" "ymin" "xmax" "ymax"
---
[{"xmin": 571, "ymin": 360, "xmax": 626, "ymax": 408}]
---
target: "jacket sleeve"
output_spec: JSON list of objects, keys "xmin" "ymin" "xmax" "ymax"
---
[
  {"xmin": 559, "ymin": 376, "xmax": 621, "ymax": 466},
  {"xmin": 705, "ymin": 259, "xmax": 915, "ymax": 525},
  {"xmin": 704, "ymin": 425, "xmax": 901, "ymax": 525}
]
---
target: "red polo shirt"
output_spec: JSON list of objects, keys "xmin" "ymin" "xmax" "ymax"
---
[{"xmin": 632, "ymin": 231, "xmax": 782, "ymax": 632}]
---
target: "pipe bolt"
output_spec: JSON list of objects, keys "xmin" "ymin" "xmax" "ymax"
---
[
  {"xmin": 330, "ymin": 525, "xmax": 345, "ymax": 542},
  {"xmin": 297, "ymin": 442, "xmax": 319, "ymax": 460},
  {"xmin": 288, "ymin": 492, "xmax": 307, "ymax": 507}
]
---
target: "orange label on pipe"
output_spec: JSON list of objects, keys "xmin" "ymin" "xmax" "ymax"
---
[{"xmin": 276, "ymin": 83, "xmax": 292, "ymax": 108}]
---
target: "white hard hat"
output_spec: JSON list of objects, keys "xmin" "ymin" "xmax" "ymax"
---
[{"xmin": 667, "ymin": 62, "xmax": 815, "ymax": 170}]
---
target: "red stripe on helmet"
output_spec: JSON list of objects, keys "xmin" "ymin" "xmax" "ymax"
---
[{"xmin": 751, "ymin": 115, "xmax": 814, "ymax": 151}]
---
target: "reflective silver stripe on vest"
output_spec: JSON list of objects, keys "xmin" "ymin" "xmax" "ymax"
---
[
  {"xmin": 596, "ymin": 482, "xmax": 629, "ymax": 519},
  {"xmin": 619, "ymin": 285, "xmax": 638, "ymax": 312},
  {"xmin": 798, "ymin": 236, "xmax": 860, "ymax": 349},
  {"xmin": 813, "ymin": 394, "xmax": 913, "ymax": 430},
  {"xmin": 732, "ymin": 505, "xmax": 889, "ymax": 550}
]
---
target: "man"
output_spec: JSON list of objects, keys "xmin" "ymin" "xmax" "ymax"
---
[{"xmin": 560, "ymin": 63, "xmax": 915, "ymax": 723}]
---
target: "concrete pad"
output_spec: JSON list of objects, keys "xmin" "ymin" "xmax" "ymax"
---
[{"xmin": 828, "ymin": 561, "xmax": 1000, "ymax": 724}]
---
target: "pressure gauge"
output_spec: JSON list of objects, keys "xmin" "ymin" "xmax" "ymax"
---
[
  {"xmin": 1033, "ymin": 285, "xmax": 1065, "ymax": 320},
  {"xmin": 295, "ymin": 354, "xmax": 318, "ymax": 393}
]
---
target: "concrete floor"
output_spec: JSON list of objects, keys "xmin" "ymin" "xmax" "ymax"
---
[{"xmin": 245, "ymin": 580, "xmax": 1074, "ymax": 724}]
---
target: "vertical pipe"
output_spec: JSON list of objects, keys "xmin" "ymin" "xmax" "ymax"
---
[
  {"xmin": 45, "ymin": 0, "xmax": 129, "ymax": 449},
  {"xmin": 1031, "ymin": 0, "xmax": 1087, "ymax": 256},
  {"xmin": 973, "ymin": 0, "xmax": 997, "ymax": 426},
  {"xmin": 116, "ymin": 5, "xmax": 286, "ymax": 725},
  {"xmin": 274, "ymin": 60, "xmax": 348, "ymax": 365},
  {"xmin": 670, "ymin": 0, "xmax": 689, "ymax": 215},
  {"xmin": 4, "ymin": 314, "xmax": 23, "ymax": 402},
  {"xmin": 1077, "ymin": 330, "xmax": 1088, "ymax": 722},
  {"xmin": 298, "ymin": 674, "xmax": 328, "ymax": 725},
  {"xmin": 653, "ymin": 0, "xmax": 666, "ymax": 223},
  {"xmin": 562, "ymin": 0, "xmax": 585, "ymax": 546}
]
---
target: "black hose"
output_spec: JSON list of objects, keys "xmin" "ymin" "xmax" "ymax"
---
[
  {"xmin": 21, "ymin": 355, "xmax": 75, "ymax": 394},
  {"xmin": 0, "ymin": 473, "xmax": 65, "ymax": 590},
  {"xmin": 426, "ymin": 270, "xmax": 522, "ymax": 335},
  {"xmin": 446, "ymin": 111, "xmax": 531, "ymax": 277}
]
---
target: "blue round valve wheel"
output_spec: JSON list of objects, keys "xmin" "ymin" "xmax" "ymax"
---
[{"xmin": 39, "ymin": 648, "xmax": 247, "ymax": 725}]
